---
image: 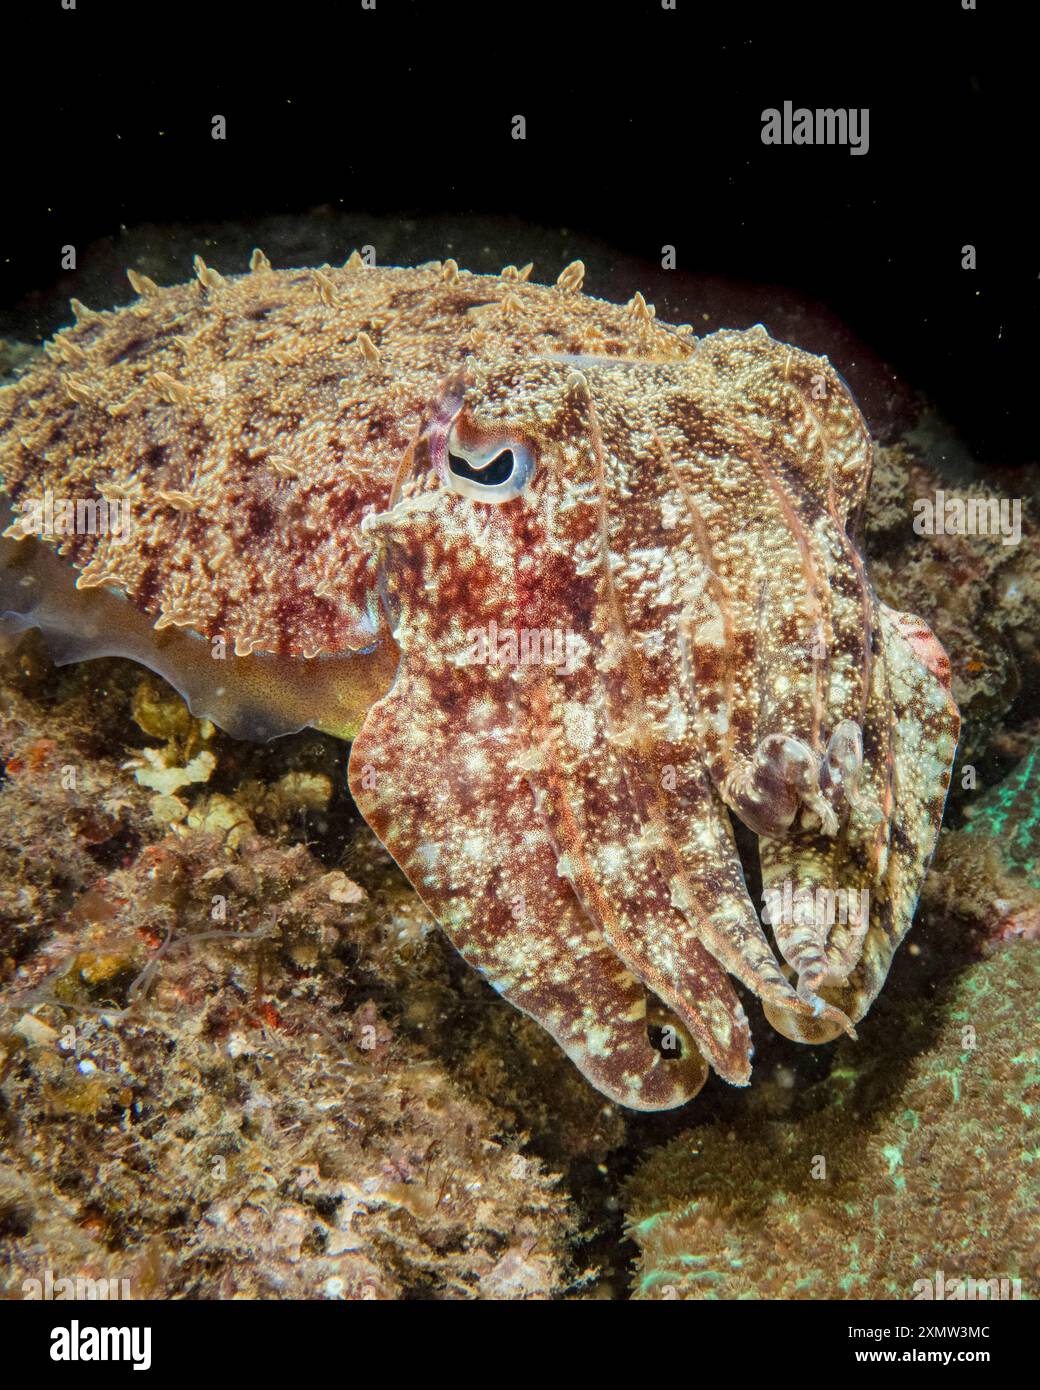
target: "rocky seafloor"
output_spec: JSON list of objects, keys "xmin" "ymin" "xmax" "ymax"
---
[{"xmin": 0, "ymin": 218, "xmax": 1037, "ymax": 1300}]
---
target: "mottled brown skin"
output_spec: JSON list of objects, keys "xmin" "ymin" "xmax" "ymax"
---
[
  {"xmin": 0, "ymin": 256, "xmax": 693, "ymax": 664},
  {"xmin": 0, "ymin": 255, "xmax": 959, "ymax": 1109}
]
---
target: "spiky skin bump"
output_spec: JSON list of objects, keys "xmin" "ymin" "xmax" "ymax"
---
[
  {"xmin": 0, "ymin": 259, "xmax": 694, "ymax": 659},
  {"xmin": 0, "ymin": 256, "xmax": 959, "ymax": 1109}
]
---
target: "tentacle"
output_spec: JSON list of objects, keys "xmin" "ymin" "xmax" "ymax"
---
[
  {"xmin": 517, "ymin": 670, "xmax": 755, "ymax": 1084},
  {"xmin": 666, "ymin": 759, "xmax": 855, "ymax": 1037},
  {"xmin": 676, "ymin": 469, "xmax": 836, "ymax": 839},
  {"xmin": 758, "ymin": 590, "xmax": 893, "ymax": 1013},
  {"xmin": 759, "ymin": 601, "xmax": 957, "ymax": 1038},
  {"xmin": 682, "ymin": 330, "xmax": 879, "ymax": 838},
  {"xmin": 824, "ymin": 603, "xmax": 959, "ymax": 1024},
  {"xmin": 516, "ymin": 387, "xmax": 854, "ymax": 1068}
]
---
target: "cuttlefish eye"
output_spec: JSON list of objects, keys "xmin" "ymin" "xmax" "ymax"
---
[{"xmin": 444, "ymin": 424, "xmax": 535, "ymax": 503}]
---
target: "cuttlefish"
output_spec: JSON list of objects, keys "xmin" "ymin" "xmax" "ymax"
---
[{"xmin": 0, "ymin": 254, "xmax": 959, "ymax": 1109}]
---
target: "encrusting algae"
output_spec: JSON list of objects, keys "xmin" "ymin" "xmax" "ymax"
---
[
  {"xmin": 624, "ymin": 939, "xmax": 1039, "ymax": 1300},
  {"xmin": 0, "ymin": 656, "xmax": 600, "ymax": 1298}
]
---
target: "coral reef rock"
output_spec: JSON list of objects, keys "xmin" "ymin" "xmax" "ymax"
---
[{"xmin": 624, "ymin": 939, "xmax": 1039, "ymax": 1299}]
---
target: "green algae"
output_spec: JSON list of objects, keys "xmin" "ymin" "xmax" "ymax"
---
[
  {"xmin": 625, "ymin": 940, "xmax": 1040, "ymax": 1299},
  {"xmin": 963, "ymin": 744, "xmax": 1040, "ymax": 888}
]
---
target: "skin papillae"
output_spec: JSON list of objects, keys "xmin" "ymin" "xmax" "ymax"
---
[{"xmin": 0, "ymin": 254, "xmax": 959, "ymax": 1110}]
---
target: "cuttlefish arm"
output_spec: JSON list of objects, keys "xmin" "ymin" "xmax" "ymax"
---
[
  {"xmin": 759, "ymin": 601, "xmax": 959, "ymax": 1041},
  {"xmin": 677, "ymin": 334, "xmax": 959, "ymax": 1034},
  {"xmin": 348, "ymin": 658, "xmax": 709, "ymax": 1110}
]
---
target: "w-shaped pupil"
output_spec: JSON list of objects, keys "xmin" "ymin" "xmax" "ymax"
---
[{"xmin": 448, "ymin": 448, "xmax": 515, "ymax": 486}]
